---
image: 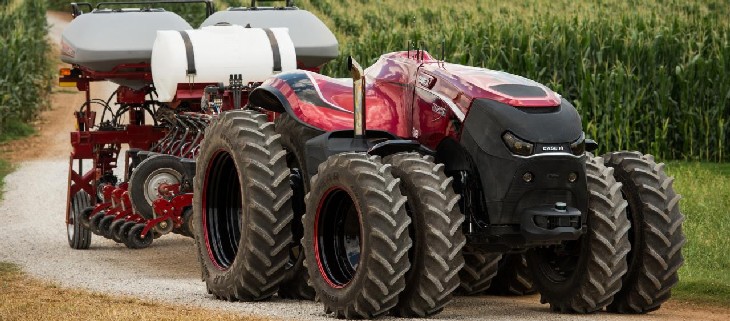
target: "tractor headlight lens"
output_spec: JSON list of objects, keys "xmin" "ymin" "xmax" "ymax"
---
[
  {"xmin": 502, "ymin": 132, "xmax": 534, "ymax": 156},
  {"xmin": 570, "ymin": 132, "xmax": 586, "ymax": 155}
]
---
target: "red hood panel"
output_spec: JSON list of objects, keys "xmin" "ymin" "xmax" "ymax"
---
[
  {"xmin": 261, "ymin": 71, "xmax": 407, "ymax": 135},
  {"xmin": 422, "ymin": 62, "xmax": 562, "ymax": 107}
]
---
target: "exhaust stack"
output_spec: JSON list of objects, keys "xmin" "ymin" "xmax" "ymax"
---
[{"xmin": 349, "ymin": 56, "xmax": 366, "ymax": 139}]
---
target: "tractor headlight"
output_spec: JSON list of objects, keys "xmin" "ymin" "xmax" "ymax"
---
[
  {"xmin": 502, "ymin": 132, "xmax": 534, "ymax": 156},
  {"xmin": 570, "ymin": 133, "xmax": 586, "ymax": 155}
]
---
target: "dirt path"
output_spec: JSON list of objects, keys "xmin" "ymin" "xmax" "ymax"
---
[{"xmin": 0, "ymin": 10, "xmax": 727, "ymax": 321}]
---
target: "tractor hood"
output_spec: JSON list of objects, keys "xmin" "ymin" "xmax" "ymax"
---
[{"xmin": 423, "ymin": 62, "xmax": 562, "ymax": 107}]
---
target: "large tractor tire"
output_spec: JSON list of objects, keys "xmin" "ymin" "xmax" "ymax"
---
[
  {"xmin": 602, "ymin": 151, "xmax": 686, "ymax": 313},
  {"xmin": 526, "ymin": 156, "xmax": 630, "ymax": 313},
  {"xmin": 384, "ymin": 152, "xmax": 466, "ymax": 317},
  {"xmin": 303, "ymin": 153, "xmax": 412, "ymax": 319},
  {"xmin": 274, "ymin": 115, "xmax": 322, "ymax": 300},
  {"xmin": 67, "ymin": 190, "xmax": 92, "ymax": 249},
  {"xmin": 487, "ymin": 253, "xmax": 536, "ymax": 296},
  {"xmin": 458, "ymin": 246, "xmax": 502, "ymax": 295},
  {"xmin": 193, "ymin": 110, "xmax": 293, "ymax": 301},
  {"xmin": 129, "ymin": 154, "xmax": 185, "ymax": 219}
]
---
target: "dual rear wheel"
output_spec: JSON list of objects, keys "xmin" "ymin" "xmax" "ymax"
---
[{"xmin": 302, "ymin": 152, "xmax": 466, "ymax": 318}]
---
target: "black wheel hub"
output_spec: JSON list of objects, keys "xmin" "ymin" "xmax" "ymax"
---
[
  {"xmin": 533, "ymin": 242, "xmax": 580, "ymax": 283},
  {"xmin": 316, "ymin": 188, "xmax": 361, "ymax": 288},
  {"xmin": 204, "ymin": 151, "xmax": 242, "ymax": 270}
]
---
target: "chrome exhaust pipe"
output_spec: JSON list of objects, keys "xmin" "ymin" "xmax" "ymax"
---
[{"xmin": 348, "ymin": 56, "xmax": 366, "ymax": 139}]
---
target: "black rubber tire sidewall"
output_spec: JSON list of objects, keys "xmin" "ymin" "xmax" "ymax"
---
[
  {"xmin": 457, "ymin": 246, "xmax": 503, "ymax": 295},
  {"xmin": 127, "ymin": 223, "xmax": 153, "ymax": 249}
]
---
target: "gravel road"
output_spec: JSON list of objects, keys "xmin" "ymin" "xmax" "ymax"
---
[{"xmin": 0, "ymin": 11, "xmax": 725, "ymax": 321}]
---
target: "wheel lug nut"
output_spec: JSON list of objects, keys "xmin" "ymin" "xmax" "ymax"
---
[
  {"xmin": 568, "ymin": 172, "xmax": 578, "ymax": 182},
  {"xmin": 522, "ymin": 172, "xmax": 533, "ymax": 183}
]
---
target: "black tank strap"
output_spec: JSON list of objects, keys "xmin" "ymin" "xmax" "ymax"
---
[
  {"xmin": 178, "ymin": 31, "xmax": 196, "ymax": 76},
  {"xmin": 263, "ymin": 28, "xmax": 282, "ymax": 73}
]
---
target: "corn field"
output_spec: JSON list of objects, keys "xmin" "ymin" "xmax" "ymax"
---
[
  {"xmin": 296, "ymin": 0, "xmax": 730, "ymax": 162},
  {"xmin": 0, "ymin": 0, "xmax": 52, "ymax": 138}
]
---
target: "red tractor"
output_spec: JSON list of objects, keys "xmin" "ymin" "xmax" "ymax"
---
[{"xmin": 194, "ymin": 52, "xmax": 685, "ymax": 318}]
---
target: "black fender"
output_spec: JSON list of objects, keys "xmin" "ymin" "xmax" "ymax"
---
[
  {"xmin": 249, "ymin": 85, "xmax": 324, "ymax": 132},
  {"xmin": 304, "ymin": 131, "xmax": 433, "ymax": 176},
  {"xmin": 303, "ymin": 130, "xmax": 394, "ymax": 176},
  {"xmin": 249, "ymin": 85, "xmax": 288, "ymax": 114},
  {"xmin": 368, "ymin": 140, "xmax": 434, "ymax": 158}
]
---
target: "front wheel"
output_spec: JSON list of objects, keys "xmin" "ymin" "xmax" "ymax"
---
[
  {"xmin": 487, "ymin": 253, "xmax": 536, "ymax": 296},
  {"xmin": 458, "ymin": 247, "xmax": 502, "ymax": 295},
  {"xmin": 603, "ymin": 151, "xmax": 686, "ymax": 313},
  {"xmin": 527, "ymin": 156, "xmax": 630, "ymax": 313},
  {"xmin": 303, "ymin": 153, "xmax": 412, "ymax": 319}
]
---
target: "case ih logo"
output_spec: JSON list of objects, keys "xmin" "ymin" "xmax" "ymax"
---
[
  {"xmin": 432, "ymin": 104, "xmax": 446, "ymax": 117},
  {"xmin": 417, "ymin": 74, "xmax": 435, "ymax": 88},
  {"xmin": 542, "ymin": 145, "xmax": 565, "ymax": 152}
]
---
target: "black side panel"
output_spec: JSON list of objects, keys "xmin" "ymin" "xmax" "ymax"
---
[
  {"xmin": 435, "ymin": 138, "xmax": 473, "ymax": 172},
  {"xmin": 368, "ymin": 140, "xmax": 433, "ymax": 158},
  {"xmin": 304, "ymin": 130, "xmax": 398, "ymax": 177}
]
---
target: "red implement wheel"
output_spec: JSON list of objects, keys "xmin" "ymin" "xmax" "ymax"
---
[
  {"xmin": 98, "ymin": 215, "xmax": 115, "ymax": 239},
  {"xmin": 89, "ymin": 211, "xmax": 105, "ymax": 236},
  {"xmin": 126, "ymin": 223, "xmax": 153, "ymax": 249},
  {"xmin": 67, "ymin": 191, "xmax": 92, "ymax": 249},
  {"xmin": 129, "ymin": 154, "xmax": 185, "ymax": 220},
  {"xmin": 120, "ymin": 221, "xmax": 137, "ymax": 248},
  {"xmin": 109, "ymin": 219, "xmax": 126, "ymax": 243}
]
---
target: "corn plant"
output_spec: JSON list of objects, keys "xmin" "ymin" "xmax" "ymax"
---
[
  {"xmin": 298, "ymin": 0, "xmax": 730, "ymax": 162},
  {"xmin": 0, "ymin": 0, "xmax": 53, "ymax": 139}
]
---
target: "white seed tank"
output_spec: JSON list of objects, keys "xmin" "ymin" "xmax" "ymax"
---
[{"xmin": 151, "ymin": 25, "xmax": 296, "ymax": 102}]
